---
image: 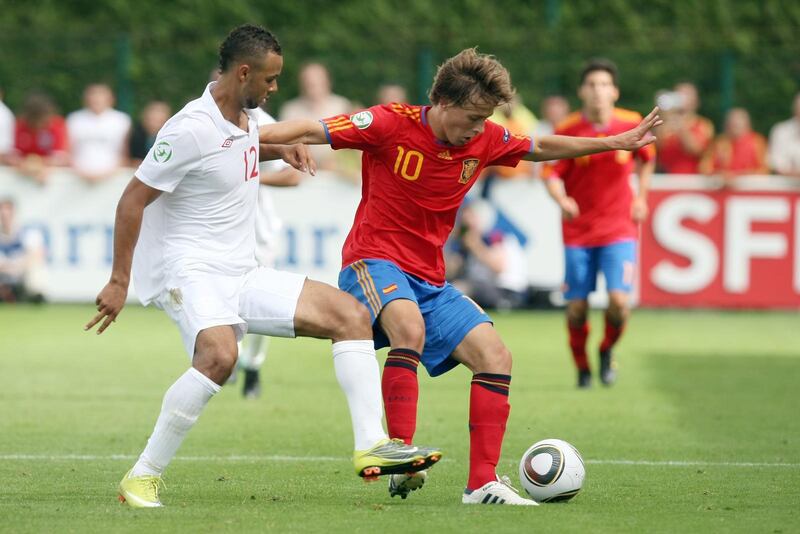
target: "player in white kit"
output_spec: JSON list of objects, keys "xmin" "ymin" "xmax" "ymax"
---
[
  {"xmin": 237, "ymin": 105, "xmax": 302, "ymax": 398},
  {"xmin": 85, "ymin": 24, "xmax": 440, "ymax": 508}
]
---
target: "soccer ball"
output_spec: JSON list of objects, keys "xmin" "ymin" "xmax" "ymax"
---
[{"xmin": 518, "ymin": 438, "xmax": 585, "ymax": 503}]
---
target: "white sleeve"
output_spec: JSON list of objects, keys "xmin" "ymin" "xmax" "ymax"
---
[{"xmin": 135, "ymin": 120, "xmax": 202, "ymax": 192}]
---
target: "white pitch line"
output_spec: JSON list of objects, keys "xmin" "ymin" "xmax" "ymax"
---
[{"xmin": 0, "ymin": 454, "xmax": 798, "ymax": 468}]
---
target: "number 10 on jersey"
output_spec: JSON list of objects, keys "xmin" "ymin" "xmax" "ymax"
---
[{"xmin": 394, "ymin": 145, "xmax": 424, "ymax": 181}]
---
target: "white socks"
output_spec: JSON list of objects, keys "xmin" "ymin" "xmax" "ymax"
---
[
  {"xmin": 131, "ymin": 367, "xmax": 221, "ymax": 477},
  {"xmin": 332, "ymin": 340, "xmax": 388, "ymax": 451}
]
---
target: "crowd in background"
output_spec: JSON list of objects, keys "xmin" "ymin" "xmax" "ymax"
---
[
  {"xmin": 1, "ymin": 71, "xmax": 799, "ymax": 187},
  {"xmin": 1, "ymin": 66, "xmax": 799, "ymax": 305}
]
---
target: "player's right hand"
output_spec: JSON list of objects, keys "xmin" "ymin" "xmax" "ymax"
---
[
  {"xmin": 560, "ymin": 197, "xmax": 580, "ymax": 220},
  {"xmin": 84, "ymin": 281, "xmax": 128, "ymax": 334}
]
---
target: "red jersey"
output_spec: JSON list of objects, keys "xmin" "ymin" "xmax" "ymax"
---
[
  {"xmin": 323, "ymin": 103, "xmax": 533, "ymax": 285},
  {"xmin": 544, "ymin": 109, "xmax": 655, "ymax": 247},
  {"xmin": 701, "ymin": 131, "xmax": 768, "ymax": 175},
  {"xmin": 14, "ymin": 116, "xmax": 68, "ymax": 156},
  {"xmin": 657, "ymin": 115, "xmax": 713, "ymax": 173}
]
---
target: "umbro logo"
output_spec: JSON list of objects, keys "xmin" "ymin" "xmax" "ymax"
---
[
  {"xmin": 437, "ymin": 150, "xmax": 453, "ymax": 160},
  {"xmin": 221, "ymin": 136, "xmax": 234, "ymax": 148}
]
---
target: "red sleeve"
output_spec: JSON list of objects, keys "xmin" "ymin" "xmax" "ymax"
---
[
  {"xmin": 485, "ymin": 120, "xmax": 534, "ymax": 167},
  {"xmin": 541, "ymin": 123, "xmax": 573, "ymax": 179},
  {"xmin": 542, "ymin": 158, "xmax": 573, "ymax": 181},
  {"xmin": 321, "ymin": 105, "xmax": 397, "ymax": 152},
  {"xmin": 635, "ymin": 141, "xmax": 655, "ymax": 163},
  {"xmin": 50, "ymin": 116, "xmax": 68, "ymax": 151}
]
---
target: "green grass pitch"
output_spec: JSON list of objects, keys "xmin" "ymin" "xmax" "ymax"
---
[{"xmin": 1, "ymin": 304, "xmax": 798, "ymax": 533}]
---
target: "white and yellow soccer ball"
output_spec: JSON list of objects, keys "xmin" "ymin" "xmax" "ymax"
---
[{"xmin": 518, "ymin": 438, "xmax": 585, "ymax": 503}]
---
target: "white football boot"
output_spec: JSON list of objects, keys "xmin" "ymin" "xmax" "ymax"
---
[
  {"xmin": 462, "ymin": 475, "xmax": 539, "ymax": 506},
  {"xmin": 388, "ymin": 470, "xmax": 427, "ymax": 499}
]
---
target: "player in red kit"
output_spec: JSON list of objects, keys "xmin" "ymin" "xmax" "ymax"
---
[
  {"xmin": 259, "ymin": 49, "xmax": 661, "ymax": 504},
  {"xmin": 543, "ymin": 59, "xmax": 656, "ymax": 389}
]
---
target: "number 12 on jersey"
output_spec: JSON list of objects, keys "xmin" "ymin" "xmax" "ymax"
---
[{"xmin": 244, "ymin": 146, "xmax": 258, "ymax": 182}]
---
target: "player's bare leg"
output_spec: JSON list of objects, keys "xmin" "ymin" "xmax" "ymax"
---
[
  {"xmin": 120, "ymin": 326, "xmax": 236, "ymax": 507},
  {"xmin": 452, "ymin": 323, "xmax": 536, "ymax": 505},
  {"xmin": 599, "ymin": 291, "xmax": 629, "ymax": 385},
  {"xmin": 292, "ymin": 280, "xmax": 440, "ymax": 479},
  {"xmin": 567, "ymin": 299, "xmax": 591, "ymax": 388},
  {"xmin": 378, "ymin": 299, "xmax": 427, "ymax": 497}
]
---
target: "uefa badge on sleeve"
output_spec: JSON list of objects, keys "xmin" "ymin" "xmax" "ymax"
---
[
  {"xmin": 153, "ymin": 141, "xmax": 173, "ymax": 163},
  {"xmin": 350, "ymin": 111, "xmax": 374, "ymax": 129}
]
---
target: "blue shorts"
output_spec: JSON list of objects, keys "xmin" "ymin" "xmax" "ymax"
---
[
  {"xmin": 338, "ymin": 259, "xmax": 492, "ymax": 377},
  {"xmin": 563, "ymin": 240, "xmax": 637, "ymax": 300}
]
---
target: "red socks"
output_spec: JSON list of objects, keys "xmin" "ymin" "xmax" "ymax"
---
[
  {"xmin": 468, "ymin": 373, "xmax": 511, "ymax": 490},
  {"xmin": 600, "ymin": 314, "xmax": 626, "ymax": 352},
  {"xmin": 568, "ymin": 321, "xmax": 590, "ymax": 371},
  {"xmin": 382, "ymin": 348, "xmax": 420, "ymax": 445}
]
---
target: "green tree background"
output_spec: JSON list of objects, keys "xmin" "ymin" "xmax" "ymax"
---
[{"xmin": 0, "ymin": 0, "xmax": 798, "ymax": 133}]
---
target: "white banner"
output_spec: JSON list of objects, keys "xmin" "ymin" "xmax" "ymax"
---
[{"xmin": 0, "ymin": 167, "xmax": 566, "ymax": 302}]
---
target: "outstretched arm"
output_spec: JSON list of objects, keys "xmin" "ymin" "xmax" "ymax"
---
[
  {"xmin": 84, "ymin": 177, "xmax": 161, "ymax": 334},
  {"xmin": 258, "ymin": 119, "xmax": 329, "ymax": 146},
  {"xmin": 525, "ymin": 107, "xmax": 662, "ymax": 162}
]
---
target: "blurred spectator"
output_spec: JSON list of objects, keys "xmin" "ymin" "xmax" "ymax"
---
[
  {"xmin": 768, "ymin": 92, "xmax": 800, "ymax": 178},
  {"xmin": 0, "ymin": 197, "xmax": 46, "ymax": 303},
  {"xmin": 66, "ymin": 83, "xmax": 131, "ymax": 184},
  {"xmin": 376, "ymin": 83, "xmax": 408, "ymax": 105},
  {"xmin": 446, "ymin": 199, "xmax": 529, "ymax": 310},
  {"xmin": 533, "ymin": 95, "xmax": 570, "ymax": 138},
  {"xmin": 481, "ymin": 95, "xmax": 537, "ymax": 196},
  {"xmin": 700, "ymin": 107, "xmax": 768, "ymax": 183},
  {"xmin": 9, "ymin": 92, "xmax": 69, "ymax": 185},
  {"xmin": 532, "ymin": 95, "xmax": 570, "ymax": 179},
  {"xmin": 655, "ymin": 82, "xmax": 714, "ymax": 174},
  {"xmin": 0, "ymin": 86, "xmax": 13, "ymax": 160},
  {"xmin": 129, "ymin": 100, "xmax": 171, "ymax": 165},
  {"xmin": 280, "ymin": 63, "xmax": 355, "ymax": 180}
]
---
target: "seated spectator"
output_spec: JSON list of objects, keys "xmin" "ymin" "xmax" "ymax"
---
[
  {"xmin": 656, "ymin": 82, "xmax": 714, "ymax": 174},
  {"xmin": 768, "ymin": 92, "xmax": 800, "ymax": 178},
  {"xmin": 446, "ymin": 199, "xmax": 529, "ymax": 310},
  {"xmin": 8, "ymin": 92, "xmax": 69, "ymax": 185},
  {"xmin": 0, "ymin": 85, "xmax": 13, "ymax": 161},
  {"xmin": 67, "ymin": 83, "xmax": 131, "ymax": 184},
  {"xmin": 0, "ymin": 197, "xmax": 46, "ymax": 303},
  {"xmin": 376, "ymin": 83, "xmax": 408, "ymax": 105},
  {"xmin": 280, "ymin": 63, "xmax": 356, "ymax": 181},
  {"xmin": 533, "ymin": 95, "xmax": 570, "ymax": 138},
  {"xmin": 701, "ymin": 107, "xmax": 768, "ymax": 184},
  {"xmin": 128, "ymin": 100, "xmax": 171, "ymax": 165}
]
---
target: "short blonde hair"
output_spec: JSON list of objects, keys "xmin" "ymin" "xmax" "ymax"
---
[{"xmin": 429, "ymin": 48, "xmax": 515, "ymax": 107}]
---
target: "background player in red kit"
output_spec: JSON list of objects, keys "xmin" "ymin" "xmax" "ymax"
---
[
  {"xmin": 543, "ymin": 59, "xmax": 656, "ymax": 389},
  {"xmin": 259, "ymin": 49, "xmax": 661, "ymax": 505}
]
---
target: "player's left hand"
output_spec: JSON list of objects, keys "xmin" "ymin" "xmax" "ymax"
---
[
  {"xmin": 612, "ymin": 107, "xmax": 663, "ymax": 151},
  {"xmin": 631, "ymin": 197, "xmax": 649, "ymax": 223},
  {"xmin": 280, "ymin": 144, "xmax": 316, "ymax": 175}
]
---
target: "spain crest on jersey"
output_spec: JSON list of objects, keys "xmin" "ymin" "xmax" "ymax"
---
[{"xmin": 460, "ymin": 158, "xmax": 480, "ymax": 184}]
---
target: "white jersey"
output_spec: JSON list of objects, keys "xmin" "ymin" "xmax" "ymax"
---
[
  {"xmin": 0, "ymin": 99, "xmax": 14, "ymax": 155},
  {"xmin": 66, "ymin": 107, "xmax": 131, "ymax": 175},
  {"xmin": 132, "ymin": 82, "xmax": 260, "ymax": 305}
]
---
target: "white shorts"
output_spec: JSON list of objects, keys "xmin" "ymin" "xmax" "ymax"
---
[{"xmin": 154, "ymin": 266, "xmax": 307, "ymax": 358}]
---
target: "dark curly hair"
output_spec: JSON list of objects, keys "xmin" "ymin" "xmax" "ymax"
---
[{"xmin": 219, "ymin": 24, "xmax": 282, "ymax": 72}]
